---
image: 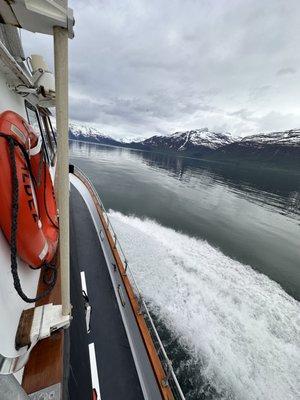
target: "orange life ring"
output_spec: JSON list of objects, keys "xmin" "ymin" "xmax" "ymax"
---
[{"xmin": 0, "ymin": 110, "xmax": 58, "ymax": 268}]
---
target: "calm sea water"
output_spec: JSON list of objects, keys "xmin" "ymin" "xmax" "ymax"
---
[{"xmin": 70, "ymin": 140, "xmax": 300, "ymax": 400}]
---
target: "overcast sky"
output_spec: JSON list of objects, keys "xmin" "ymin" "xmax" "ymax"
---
[{"xmin": 22, "ymin": 0, "xmax": 300, "ymax": 139}]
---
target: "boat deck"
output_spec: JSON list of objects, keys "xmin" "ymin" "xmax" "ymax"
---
[{"xmin": 69, "ymin": 182, "xmax": 145, "ymax": 399}]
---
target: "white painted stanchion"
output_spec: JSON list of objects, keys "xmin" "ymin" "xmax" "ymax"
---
[{"xmin": 53, "ymin": 26, "xmax": 70, "ymax": 316}]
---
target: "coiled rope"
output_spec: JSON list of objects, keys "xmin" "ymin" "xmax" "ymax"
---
[{"xmin": 0, "ymin": 133, "xmax": 57, "ymax": 303}]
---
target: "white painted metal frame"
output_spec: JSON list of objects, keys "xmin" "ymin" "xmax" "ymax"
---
[{"xmin": 53, "ymin": 26, "xmax": 70, "ymax": 316}]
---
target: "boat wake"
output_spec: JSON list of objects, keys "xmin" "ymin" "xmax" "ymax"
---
[{"xmin": 108, "ymin": 210, "xmax": 300, "ymax": 400}]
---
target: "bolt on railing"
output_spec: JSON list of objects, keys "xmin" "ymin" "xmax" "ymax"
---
[{"xmin": 73, "ymin": 166, "xmax": 185, "ymax": 400}]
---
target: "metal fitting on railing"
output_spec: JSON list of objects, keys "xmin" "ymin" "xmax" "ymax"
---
[{"xmin": 137, "ymin": 293, "xmax": 144, "ymax": 315}]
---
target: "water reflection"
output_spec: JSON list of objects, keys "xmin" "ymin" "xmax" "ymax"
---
[{"xmin": 70, "ymin": 140, "xmax": 300, "ymax": 220}]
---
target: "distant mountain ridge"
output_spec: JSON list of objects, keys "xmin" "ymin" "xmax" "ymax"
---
[
  {"xmin": 239, "ymin": 130, "xmax": 300, "ymax": 147},
  {"xmin": 68, "ymin": 122, "xmax": 120, "ymax": 146},
  {"xmin": 69, "ymin": 122, "xmax": 300, "ymax": 170},
  {"xmin": 137, "ymin": 128, "xmax": 234, "ymax": 152}
]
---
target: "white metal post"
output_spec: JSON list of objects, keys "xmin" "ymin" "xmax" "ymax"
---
[{"xmin": 53, "ymin": 26, "xmax": 70, "ymax": 316}]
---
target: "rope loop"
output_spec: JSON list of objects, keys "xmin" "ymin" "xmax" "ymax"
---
[{"xmin": 2, "ymin": 134, "xmax": 57, "ymax": 303}]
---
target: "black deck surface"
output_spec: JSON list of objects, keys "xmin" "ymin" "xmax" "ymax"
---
[
  {"xmin": 68, "ymin": 185, "xmax": 144, "ymax": 400},
  {"xmin": 68, "ymin": 191, "xmax": 93, "ymax": 400}
]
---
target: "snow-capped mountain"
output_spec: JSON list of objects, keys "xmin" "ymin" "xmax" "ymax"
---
[
  {"xmin": 136, "ymin": 128, "xmax": 233, "ymax": 154},
  {"xmin": 120, "ymin": 136, "xmax": 143, "ymax": 144},
  {"xmin": 68, "ymin": 121, "xmax": 300, "ymax": 150},
  {"xmin": 212, "ymin": 128, "xmax": 300, "ymax": 169},
  {"xmin": 69, "ymin": 122, "xmax": 120, "ymax": 146},
  {"xmin": 173, "ymin": 128, "xmax": 233, "ymax": 150},
  {"xmin": 239, "ymin": 129, "xmax": 300, "ymax": 147},
  {"xmin": 68, "ymin": 121, "xmax": 300, "ymax": 169}
]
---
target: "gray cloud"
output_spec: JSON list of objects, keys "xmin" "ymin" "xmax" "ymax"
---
[
  {"xmin": 255, "ymin": 111, "xmax": 300, "ymax": 132},
  {"xmin": 276, "ymin": 67, "xmax": 297, "ymax": 76},
  {"xmin": 69, "ymin": 96, "xmax": 102, "ymax": 123},
  {"xmin": 249, "ymin": 85, "xmax": 273, "ymax": 101},
  {"xmin": 21, "ymin": 0, "xmax": 300, "ymax": 139},
  {"xmin": 229, "ymin": 109, "xmax": 254, "ymax": 121}
]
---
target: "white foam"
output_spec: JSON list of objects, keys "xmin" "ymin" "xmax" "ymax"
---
[{"xmin": 108, "ymin": 210, "xmax": 300, "ymax": 400}]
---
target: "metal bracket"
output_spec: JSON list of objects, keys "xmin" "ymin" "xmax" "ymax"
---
[
  {"xmin": 29, "ymin": 383, "xmax": 61, "ymax": 400},
  {"xmin": 0, "ymin": 304, "xmax": 70, "ymax": 375},
  {"xmin": 15, "ymin": 303, "xmax": 71, "ymax": 349},
  {"xmin": 8, "ymin": 84, "xmax": 37, "ymax": 95},
  {"xmin": 30, "ymin": 303, "xmax": 70, "ymax": 341}
]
